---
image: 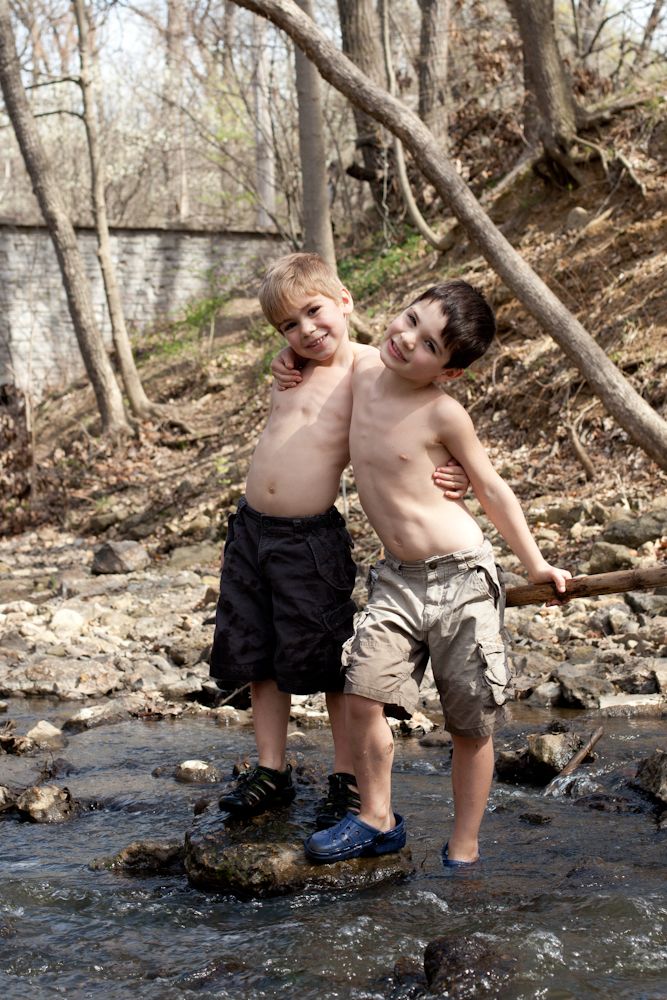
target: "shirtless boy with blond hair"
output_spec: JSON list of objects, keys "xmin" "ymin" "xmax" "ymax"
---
[
  {"xmin": 303, "ymin": 280, "xmax": 570, "ymax": 865},
  {"xmin": 210, "ymin": 253, "xmax": 466, "ymax": 827}
]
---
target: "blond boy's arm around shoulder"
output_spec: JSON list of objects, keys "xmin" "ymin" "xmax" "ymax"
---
[
  {"xmin": 270, "ymin": 345, "xmax": 306, "ymax": 390},
  {"xmin": 438, "ymin": 397, "xmax": 571, "ymax": 593}
]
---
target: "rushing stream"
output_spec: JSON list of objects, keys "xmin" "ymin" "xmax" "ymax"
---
[{"xmin": 1, "ymin": 699, "xmax": 665, "ymax": 999}]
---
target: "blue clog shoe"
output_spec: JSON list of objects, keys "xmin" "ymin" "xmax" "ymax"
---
[
  {"xmin": 304, "ymin": 811, "xmax": 406, "ymax": 863},
  {"xmin": 441, "ymin": 842, "xmax": 480, "ymax": 868}
]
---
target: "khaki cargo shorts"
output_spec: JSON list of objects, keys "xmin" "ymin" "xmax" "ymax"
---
[{"xmin": 342, "ymin": 540, "xmax": 510, "ymax": 738}]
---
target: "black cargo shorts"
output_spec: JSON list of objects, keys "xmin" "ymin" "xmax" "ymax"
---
[{"xmin": 209, "ymin": 497, "xmax": 357, "ymax": 694}]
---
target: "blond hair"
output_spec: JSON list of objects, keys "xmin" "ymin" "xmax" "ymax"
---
[{"xmin": 259, "ymin": 252, "xmax": 344, "ymax": 329}]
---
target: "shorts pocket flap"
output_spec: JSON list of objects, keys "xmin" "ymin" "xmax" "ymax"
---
[{"xmin": 478, "ymin": 636, "xmax": 510, "ymax": 705}]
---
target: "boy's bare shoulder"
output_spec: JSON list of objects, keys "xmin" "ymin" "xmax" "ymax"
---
[
  {"xmin": 430, "ymin": 387, "xmax": 475, "ymax": 430},
  {"xmin": 352, "ymin": 343, "xmax": 381, "ymax": 374}
]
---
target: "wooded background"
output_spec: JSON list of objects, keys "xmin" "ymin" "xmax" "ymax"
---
[{"xmin": 0, "ymin": 0, "xmax": 665, "ymax": 447}]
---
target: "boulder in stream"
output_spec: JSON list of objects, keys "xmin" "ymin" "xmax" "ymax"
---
[
  {"xmin": 90, "ymin": 840, "xmax": 185, "ymax": 875},
  {"xmin": 15, "ymin": 784, "xmax": 77, "ymax": 823},
  {"xmin": 423, "ymin": 933, "xmax": 513, "ymax": 996},
  {"xmin": 25, "ymin": 720, "xmax": 67, "ymax": 749},
  {"xmin": 633, "ymin": 748, "xmax": 667, "ymax": 805},
  {"xmin": 184, "ymin": 811, "xmax": 414, "ymax": 898}
]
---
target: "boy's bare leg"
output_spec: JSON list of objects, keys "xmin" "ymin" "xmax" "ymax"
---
[
  {"xmin": 252, "ymin": 679, "xmax": 291, "ymax": 770},
  {"xmin": 325, "ymin": 691, "xmax": 356, "ymax": 777},
  {"xmin": 346, "ymin": 693, "xmax": 395, "ymax": 831},
  {"xmin": 447, "ymin": 733, "xmax": 494, "ymax": 862}
]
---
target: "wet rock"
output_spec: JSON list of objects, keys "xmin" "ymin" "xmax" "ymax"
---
[
  {"xmin": 62, "ymin": 703, "xmax": 131, "ymax": 732},
  {"xmin": 174, "ymin": 760, "xmax": 222, "ymax": 784},
  {"xmin": 0, "ymin": 721, "xmax": 35, "ymax": 755},
  {"xmin": 184, "ymin": 812, "xmax": 414, "ymax": 898},
  {"xmin": 25, "ymin": 720, "xmax": 67, "ymax": 749},
  {"xmin": 90, "ymin": 840, "xmax": 185, "ymax": 875},
  {"xmin": 391, "ymin": 956, "xmax": 427, "ymax": 991},
  {"xmin": 527, "ymin": 681, "xmax": 562, "ymax": 707},
  {"xmin": 527, "ymin": 732, "xmax": 583, "ymax": 773},
  {"xmin": 634, "ymin": 748, "xmax": 667, "ymax": 804},
  {"xmin": 554, "ymin": 663, "xmax": 615, "ymax": 708},
  {"xmin": 15, "ymin": 784, "xmax": 77, "ymax": 823},
  {"xmin": 91, "ymin": 541, "xmax": 150, "ymax": 575},
  {"xmin": 597, "ymin": 693, "xmax": 664, "ymax": 716},
  {"xmin": 419, "ymin": 727, "xmax": 452, "ymax": 748},
  {"xmin": 423, "ymin": 934, "xmax": 512, "ymax": 996},
  {"xmin": 519, "ymin": 812, "xmax": 552, "ymax": 825},
  {"xmin": 651, "ymin": 664, "xmax": 667, "ymax": 698},
  {"xmin": 0, "ymin": 785, "xmax": 16, "ymax": 811},
  {"xmin": 0, "ymin": 701, "xmax": 8, "ymax": 713}
]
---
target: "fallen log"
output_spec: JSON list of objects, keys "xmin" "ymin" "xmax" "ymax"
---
[
  {"xmin": 543, "ymin": 726, "xmax": 604, "ymax": 796},
  {"xmin": 505, "ymin": 564, "xmax": 667, "ymax": 608}
]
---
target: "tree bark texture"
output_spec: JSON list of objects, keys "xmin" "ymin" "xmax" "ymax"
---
[
  {"xmin": 506, "ymin": 0, "xmax": 579, "ymax": 160},
  {"xmin": 230, "ymin": 0, "xmax": 667, "ymax": 472},
  {"xmin": 74, "ymin": 0, "xmax": 155, "ymax": 420},
  {"xmin": 506, "ymin": 565, "xmax": 667, "ymax": 607},
  {"xmin": 294, "ymin": 0, "xmax": 336, "ymax": 269},
  {"xmin": 0, "ymin": 0, "xmax": 129, "ymax": 435},
  {"xmin": 417, "ymin": 0, "xmax": 450, "ymax": 147},
  {"xmin": 336, "ymin": 0, "xmax": 386, "ymax": 201}
]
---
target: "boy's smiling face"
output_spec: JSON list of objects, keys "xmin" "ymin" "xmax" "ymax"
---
[
  {"xmin": 277, "ymin": 290, "xmax": 352, "ymax": 361},
  {"xmin": 380, "ymin": 298, "xmax": 463, "ymax": 385}
]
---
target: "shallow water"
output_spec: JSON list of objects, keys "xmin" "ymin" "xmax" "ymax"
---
[{"xmin": 1, "ymin": 701, "xmax": 665, "ymax": 999}]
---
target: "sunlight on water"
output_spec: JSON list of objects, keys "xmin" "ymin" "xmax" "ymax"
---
[{"xmin": 0, "ymin": 706, "xmax": 665, "ymax": 1000}]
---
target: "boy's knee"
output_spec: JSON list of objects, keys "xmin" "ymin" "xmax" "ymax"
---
[{"xmin": 346, "ymin": 693, "xmax": 383, "ymax": 721}]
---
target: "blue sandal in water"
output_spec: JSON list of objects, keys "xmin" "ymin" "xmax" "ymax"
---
[{"xmin": 441, "ymin": 842, "xmax": 480, "ymax": 868}]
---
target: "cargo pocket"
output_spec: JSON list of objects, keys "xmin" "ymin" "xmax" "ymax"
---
[
  {"xmin": 321, "ymin": 598, "xmax": 357, "ymax": 643},
  {"xmin": 478, "ymin": 636, "xmax": 510, "ymax": 706},
  {"xmin": 308, "ymin": 533, "xmax": 357, "ymax": 591}
]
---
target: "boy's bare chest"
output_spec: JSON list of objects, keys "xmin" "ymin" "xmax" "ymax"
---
[
  {"xmin": 351, "ymin": 391, "xmax": 444, "ymax": 465},
  {"xmin": 270, "ymin": 368, "xmax": 353, "ymax": 432}
]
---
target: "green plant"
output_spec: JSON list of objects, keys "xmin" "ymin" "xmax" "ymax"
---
[
  {"xmin": 338, "ymin": 233, "xmax": 424, "ymax": 299},
  {"xmin": 184, "ymin": 293, "xmax": 229, "ymax": 331}
]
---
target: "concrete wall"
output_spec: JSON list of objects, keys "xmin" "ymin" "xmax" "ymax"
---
[{"xmin": 0, "ymin": 225, "xmax": 284, "ymax": 401}]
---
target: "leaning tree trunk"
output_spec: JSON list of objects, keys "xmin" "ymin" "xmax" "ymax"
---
[
  {"xmin": 506, "ymin": 0, "xmax": 581, "ymax": 178},
  {"xmin": 294, "ymin": 0, "xmax": 336, "ymax": 270},
  {"xmin": 74, "ymin": 0, "xmax": 157, "ymax": 421},
  {"xmin": 0, "ymin": 0, "xmax": 129, "ymax": 436},
  {"xmin": 230, "ymin": 0, "xmax": 667, "ymax": 472}
]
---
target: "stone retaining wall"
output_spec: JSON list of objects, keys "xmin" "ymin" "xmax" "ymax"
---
[{"xmin": 0, "ymin": 224, "xmax": 283, "ymax": 401}]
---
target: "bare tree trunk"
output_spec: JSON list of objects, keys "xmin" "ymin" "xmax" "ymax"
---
[
  {"xmin": 417, "ymin": 0, "xmax": 449, "ymax": 148},
  {"xmin": 634, "ymin": 0, "xmax": 665, "ymax": 68},
  {"xmin": 506, "ymin": 0, "xmax": 581, "ymax": 176},
  {"xmin": 336, "ymin": 0, "xmax": 386, "ymax": 203},
  {"xmin": 74, "ymin": 0, "xmax": 156, "ymax": 421},
  {"xmin": 294, "ymin": 0, "xmax": 336, "ymax": 269},
  {"xmin": 252, "ymin": 16, "xmax": 277, "ymax": 228},
  {"xmin": 165, "ymin": 0, "xmax": 189, "ymax": 222},
  {"xmin": 0, "ymin": 0, "xmax": 129, "ymax": 436},
  {"xmin": 230, "ymin": 0, "xmax": 667, "ymax": 472}
]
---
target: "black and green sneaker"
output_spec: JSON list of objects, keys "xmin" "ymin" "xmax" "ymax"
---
[
  {"xmin": 315, "ymin": 772, "xmax": 361, "ymax": 829},
  {"xmin": 219, "ymin": 764, "xmax": 296, "ymax": 816}
]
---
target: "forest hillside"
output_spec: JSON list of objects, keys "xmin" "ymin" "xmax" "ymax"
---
[{"xmin": 2, "ymin": 100, "xmax": 665, "ymax": 586}]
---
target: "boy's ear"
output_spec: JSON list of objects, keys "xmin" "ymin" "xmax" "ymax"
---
[
  {"xmin": 433, "ymin": 367, "xmax": 464, "ymax": 384},
  {"xmin": 340, "ymin": 286, "xmax": 354, "ymax": 314}
]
